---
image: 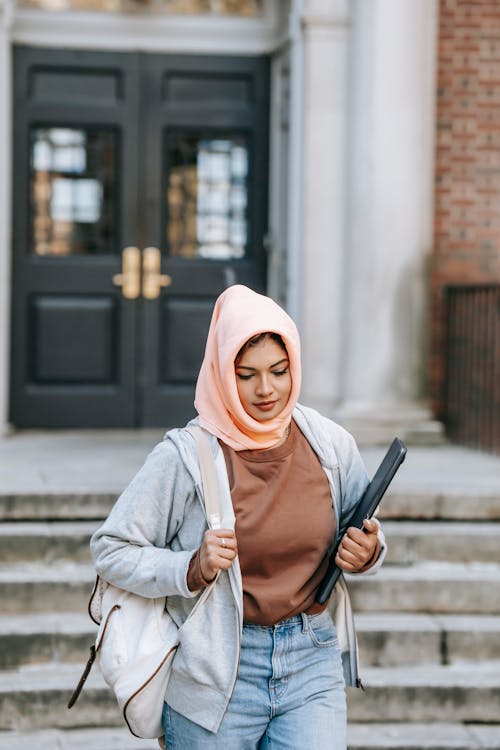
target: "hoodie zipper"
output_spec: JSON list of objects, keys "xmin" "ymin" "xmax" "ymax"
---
[
  {"xmin": 225, "ymin": 566, "xmax": 243, "ymax": 707},
  {"xmin": 194, "ymin": 465, "xmax": 243, "ymax": 711}
]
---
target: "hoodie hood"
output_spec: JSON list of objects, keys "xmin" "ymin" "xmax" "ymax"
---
[{"xmin": 194, "ymin": 285, "xmax": 302, "ymax": 450}]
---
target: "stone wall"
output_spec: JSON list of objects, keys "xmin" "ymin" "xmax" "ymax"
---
[{"xmin": 431, "ymin": 0, "xmax": 500, "ymax": 418}]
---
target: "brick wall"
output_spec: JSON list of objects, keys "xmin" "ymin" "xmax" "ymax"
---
[{"xmin": 431, "ymin": 0, "xmax": 500, "ymax": 419}]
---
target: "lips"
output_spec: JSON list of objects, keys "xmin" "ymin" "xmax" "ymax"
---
[{"xmin": 253, "ymin": 401, "xmax": 278, "ymax": 411}]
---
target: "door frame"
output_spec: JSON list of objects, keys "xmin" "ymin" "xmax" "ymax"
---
[
  {"xmin": 0, "ymin": 0, "xmax": 304, "ymax": 433},
  {"xmin": 11, "ymin": 1, "xmax": 283, "ymax": 55},
  {"xmin": 0, "ymin": 4, "xmax": 12, "ymax": 436},
  {"xmin": 11, "ymin": 48, "xmax": 271, "ymax": 428}
]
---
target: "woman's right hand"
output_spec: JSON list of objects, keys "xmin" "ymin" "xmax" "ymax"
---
[{"xmin": 199, "ymin": 528, "xmax": 238, "ymax": 582}]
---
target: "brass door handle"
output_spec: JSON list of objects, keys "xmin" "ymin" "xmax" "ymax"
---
[
  {"xmin": 112, "ymin": 247, "xmax": 141, "ymax": 299},
  {"xmin": 142, "ymin": 246, "xmax": 172, "ymax": 300}
]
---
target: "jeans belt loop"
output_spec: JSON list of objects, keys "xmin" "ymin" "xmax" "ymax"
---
[{"xmin": 300, "ymin": 612, "xmax": 308, "ymax": 633}]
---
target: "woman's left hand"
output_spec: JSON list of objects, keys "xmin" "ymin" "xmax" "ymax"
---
[{"xmin": 334, "ymin": 518, "xmax": 380, "ymax": 573}]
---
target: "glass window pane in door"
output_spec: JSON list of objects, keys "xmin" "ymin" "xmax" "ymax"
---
[
  {"xmin": 166, "ymin": 135, "xmax": 249, "ymax": 260},
  {"xmin": 30, "ymin": 127, "xmax": 117, "ymax": 256}
]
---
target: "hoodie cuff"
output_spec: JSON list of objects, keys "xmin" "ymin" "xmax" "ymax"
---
[
  {"xmin": 187, "ymin": 548, "xmax": 216, "ymax": 592},
  {"xmin": 153, "ymin": 549, "xmax": 199, "ymax": 598}
]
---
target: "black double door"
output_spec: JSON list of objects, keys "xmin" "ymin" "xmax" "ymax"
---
[{"xmin": 11, "ymin": 47, "xmax": 269, "ymax": 427}]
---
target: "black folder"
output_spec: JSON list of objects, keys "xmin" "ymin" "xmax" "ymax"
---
[{"xmin": 315, "ymin": 437, "xmax": 407, "ymax": 604}]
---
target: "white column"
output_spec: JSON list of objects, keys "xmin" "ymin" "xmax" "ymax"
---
[
  {"xmin": 0, "ymin": 0, "xmax": 12, "ymax": 435},
  {"xmin": 299, "ymin": 0, "xmax": 351, "ymax": 415},
  {"xmin": 337, "ymin": 0, "xmax": 441, "ymax": 440},
  {"xmin": 269, "ymin": 0, "xmax": 305, "ymax": 321},
  {"xmin": 268, "ymin": 42, "xmax": 291, "ymax": 309}
]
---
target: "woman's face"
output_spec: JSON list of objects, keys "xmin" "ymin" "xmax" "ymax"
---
[{"xmin": 235, "ymin": 338, "xmax": 292, "ymax": 422}]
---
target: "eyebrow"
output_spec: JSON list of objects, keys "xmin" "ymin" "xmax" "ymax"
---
[{"xmin": 235, "ymin": 357, "xmax": 289, "ymax": 371}]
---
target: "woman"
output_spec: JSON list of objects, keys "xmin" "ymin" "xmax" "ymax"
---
[{"xmin": 91, "ymin": 284, "xmax": 386, "ymax": 750}]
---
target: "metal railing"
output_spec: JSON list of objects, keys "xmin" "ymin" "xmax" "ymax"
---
[{"xmin": 445, "ymin": 284, "xmax": 500, "ymax": 454}]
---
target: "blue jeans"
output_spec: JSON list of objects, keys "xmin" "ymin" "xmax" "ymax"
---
[{"xmin": 162, "ymin": 609, "xmax": 346, "ymax": 749}]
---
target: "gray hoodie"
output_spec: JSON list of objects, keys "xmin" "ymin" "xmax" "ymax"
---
[{"xmin": 90, "ymin": 403, "xmax": 386, "ymax": 733}]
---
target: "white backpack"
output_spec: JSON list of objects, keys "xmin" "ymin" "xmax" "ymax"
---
[{"xmin": 68, "ymin": 425, "xmax": 221, "ymax": 744}]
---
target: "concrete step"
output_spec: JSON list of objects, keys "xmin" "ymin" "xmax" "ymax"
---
[
  {"xmin": 0, "ymin": 724, "xmax": 499, "ymax": 750},
  {"xmin": 354, "ymin": 613, "xmax": 500, "ymax": 666},
  {"xmin": 0, "ymin": 728, "xmax": 158, "ymax": 749},
  {"xmin": 347, "ymin": 722, "xmax": 500, "ymax": 749},
  {"xmin": 347, "ymin": 562, "xmax": 500, "ymax": 614},
  {"xmin": 0, "ymin": 664, "xmax": 119, "ymax": 731},
  {"xmin": 0, "ymin": 563, "xmax": 94, "ymax": 613},
  {"xmin": 383, "ymin": 521, "xmax": 500, "ymax": 564},
  {"xmin": 1, "ymin": 520, "xmax": 499, "ymax": 565},
  {"xmin": 347, "ymin": 662, "xmax": 500, "ymax": 723},
  {"xmin": 0, "ymin": 493, "xmax": 115, "ymax": 521},
  {"xmin": 2, "ymin": 611, "xmax": 498, "ymax": 670},
  {"xmin": 378, "ymin": 491, "xmax": 500, "ymax": 521},
  {"xmin": 0, "ymin": 613, "xmax": 94, "ymax": 669},
  {"xmin": 0, "ymin": 521, "xmax": 498, "ymax": 578},
  {"xmin": 0, "ymin": 522, "xmax": 97, "ymax": 563},
  {"xmin": 2, "ymin": 561, "xmax": 500, "ymax": 615},
  {"xmin": 2, "ymin": 487, "xmax": 500, "ymax": 522},
  {"xmin": 1, "ymin": 662, "xmax": 500, "ymax": 730}
]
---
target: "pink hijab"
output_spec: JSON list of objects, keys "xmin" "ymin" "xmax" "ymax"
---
[{"xmin": 194, "ymin": 285, "xmax": 302, "ymax": 450}]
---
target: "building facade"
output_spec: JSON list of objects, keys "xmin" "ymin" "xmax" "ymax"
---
[
  {"xmin": 431, "ymin": 0, "xmax": 500, "ymax": 452},
  {"xmin": 0, "ymin": 0, "xmax": 445, "ymax": 441}
]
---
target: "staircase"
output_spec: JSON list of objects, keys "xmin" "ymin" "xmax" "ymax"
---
[
  {"xmin": 0, "ymin": 473, "xmax": 499, "ymax": 749},
  {"xmin": 0, "ymin": 491, "xmax": 156, "ymax": 750},
  {"xmin": 347, "ymin": 485, "xmax": 500, "ymax": 750}
]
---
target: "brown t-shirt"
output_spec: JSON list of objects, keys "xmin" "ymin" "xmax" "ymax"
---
[{"xmin": 220, "ymin": 419, "xmax": 336, "ymax": 625}]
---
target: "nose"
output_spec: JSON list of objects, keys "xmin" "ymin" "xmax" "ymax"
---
[{"xmin": 255, "ymin": 374, "xmax": 273, "ymax": 397}]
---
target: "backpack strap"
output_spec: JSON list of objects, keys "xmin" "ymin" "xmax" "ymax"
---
[{"xmin": 186, "ymin": 425, "xmax": 222, "ymax": 529}]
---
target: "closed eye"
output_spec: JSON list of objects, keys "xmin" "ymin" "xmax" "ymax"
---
[{"xmin": 272, "ymin": 368, "xmax": 289, "ymax": 376}]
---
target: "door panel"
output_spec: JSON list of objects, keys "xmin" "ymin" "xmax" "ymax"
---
[
  {"xmin": 30, "ymin": 295, "xmax": 117, "ymax": 383},
  {"xmin": 29, "ymin": 66, "xmax": 121, "ymax": 105},
  {"xmin": 160, "ymin": 296, "xmax": 214, "ymax": 382},
  {"xmin": 11, "ymin": 48, "xmax": 140, "ymax": 427},
  {"xmin": 139, "ymin": 55, "xmax": 269, "ymax": 426},
  {"xmin": 11, "ymin": 48, "xmax": 270, "ymax": 428}
]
